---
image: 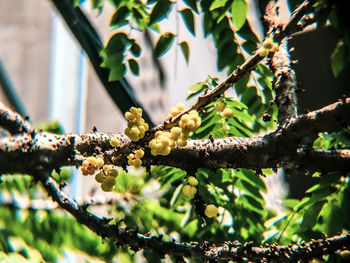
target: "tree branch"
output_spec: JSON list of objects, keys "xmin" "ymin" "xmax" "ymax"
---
[
  {"xmin": 2, "ymin": 98, "xmax": 350, "ymax": 174},
  {"xmin": 0, "ymin": 101, "xmax": 33, "ymax": 135},
  {"xmin": 31, "ymin": 169, "xmax": 350, "ymax": 261},
  {"xmin": 264, "ymin": 1, "xmax": 299, "ymax": 124}
]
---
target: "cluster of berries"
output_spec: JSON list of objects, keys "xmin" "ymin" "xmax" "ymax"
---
[
  {"xmin": 95, "ymin": 165, "xmax": 118, "ymax": 192},
  {"xmin": 127, "ymin": 149, "xmax": 144, "ymax": 167},
  {"xmin": 80, "ymin": 156, "xmax": 118, "ymax": 192},
  {"xmin": 258, "ymin": 38, "xmax": 279, "ymax": 57},
  {"xmin": 149, "ymin": 105, "xmax": 201, "ymax": 156},
  {"xmin": 81, "ymin": 156, "xmax": 104, "ymax": 176},
  {"xmin": 215, "ymin": 102, "xmax": 234, "ymax": 119},
  {"xmin": 124, "ymin": 107, "xmax": 149, "ymax": 142},
  {"xmin": 168, "ymin": 103, "xmax": 186, "ymax": 119},
  {"xmin": 182, "ymin": 176, "xmax": 198, "ymax": 196}
]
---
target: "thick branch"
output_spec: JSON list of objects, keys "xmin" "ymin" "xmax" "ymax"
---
[
  {"xmin": 0, "ymin": 101, "xmax": 33, "ymax": 135},
  {"xmin": 32, "ymin": 169, "xmax": 350, "ymax": 261},
  {"xmin": 1, "ymin": 98, "xmax": 350, "ymax": 174},
  {"xmin": 264, "ymin": 1, "xmax": 298, "ymax": 124}
]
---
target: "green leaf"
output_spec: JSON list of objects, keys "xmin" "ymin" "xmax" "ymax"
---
[
  {"xmin": 128, "ymin": 59, "xmax": 139, "ymax": 75},
  {"xmin": 179, "ymin": 41, "xmax": 190, "ymax": 63},
  {"xmin": 236, "ymin": 169, "xmax": 267, "ymax": 193},
  {"xmin": 109, "ymin": 63, "xmax": 126, "ymax": 81},
  {"xmin": 283, "ymin": 199, "xmax": 299, "ymax": 209},
  {"xmin": 331, "ymin": 40, "xmax": 348, "ymax": 78},
  {"xmin": 154, "ymin": 32, "xmax": 175, "ymax": 57},
  {"xmin": 299, "ymin": 201, "xmax": 326, "ymax": 232},
  {"xmin": 183, "ymin": 0, "xmax": 198, "ymax": 13},
  {"xmin": 104, "ymin": 32, "xmax": 129, "ymax": 55},
  {"xmin": 210, "ymin": 0, "xmax": 228, "ymax": 11},
  {"xmin": 180, "ymin": 8, "xmax": 195, "ymax": 36},
  {"xmin": 110, "ymin": 6, "xmax": 129, "ymax": 27},
  {"xmin": 149, "ymin": 0, "xmax": 173, "ymax": 25},
  {"xmin": 231, "ymin": 0, "xmax": 248, "ymax": 31},
  {"xmin": 130, "ymin": 42, "xmax": 141, "ymax": 57}
]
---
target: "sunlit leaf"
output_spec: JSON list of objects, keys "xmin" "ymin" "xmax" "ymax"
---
[{"xmin": 231, "ymin": 0, "xmax": 248, "ymax": 31}]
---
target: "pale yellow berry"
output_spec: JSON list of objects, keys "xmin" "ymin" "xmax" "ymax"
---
[
  {"xmin": 189, "ymin": 110, "xmax": 198, "ymax": 117},
  {"xmin": 223, "ymin": 108, "xmax": 234, "ymax": 119},
  {"xmin": 177, "ymin": 139, "xmax": 187, "ymax": 147},
  {"xmin": 95, "ymin": 172, "xmax": 106, "ymax": 183},
  {"xmin": 103, "ymin": 165, "xmax": 112, "ymax": 174},
  {"xmin": 110, "ymin": 136, "xmax": 120, "ymax": 147},
  {"xmin": 133, "ymin": 158, "xmax": 142, "ymax": 167},
  {"xmin": 215, "ymin": 102, "xmax": 226, "ymax": 112},
  {"xmin": 95, "ymin": 157, "xmax": 104, "ymax": 169},
  {"xmin": 125, "ymin": 112, "xmax": 133, "ymax": 121},
  {"xmin": 205, "ymin": 204, "xmax": 218, "ymax": 218},
  {"xmin": 130, "ymin": 126, "xmax": 140, "ymax": 138},
  {"xmin": 87, "ymin": 156, "xmax": 96, "ymax": 166},
  {"xmin": 82, "ymin": 160, "xmax": 89, "ymax": 168},
  {"xmin": 258, "ymin": 48, "xmax": 269, "ymax": 57},
  {"xmin": 135, "ymin": 149, "xmax": 144, "ymax": 159},
  {"xmin": 270, "ymin": 43, "xmax": 279, "ymax": 53},
  {"xmin": 187, "ymin": 120, "xmax": 195, "ymax": 131},
  {"xmin": 128, "ymin": 159, "xmax": 135, "ymax": 166},
  {"xmin": 127, "ymin": 154, "xmax": 135, "ymax": 160},
  {"xmin": 176, "ymin": 103, "xmax": 186, "ymax": 111},
  {"xmin": 171, "ymin": 127, "xmax": 182, "ymax": 139},
  {"xmin": 263, "ymin": 38, "xmax": 274, "ymax": 49},
  {"xmin": 183, "ymin": 185, "xmax": 197, "ymax": 196},
  {"xmin": 170, "ymin": 107, "xmax": 180, "ymax": 117},
  {"xmin": 188, "ymin": 176, "xmax": 198, "ymax": 186}
]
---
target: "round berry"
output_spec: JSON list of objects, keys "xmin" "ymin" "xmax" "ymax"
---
[
  {"xmin": 188, "ymin": 176, "xmax": 198, "ymax": 186},
  {"xmin": 135, "ymin": 149, "xmax": 144, "ymax": 159},
  {"xmin": 223, "ymin": 108, "xmax": 234, "ymax": 119},
  {"xmin": 183, "ymin": 185, "xmax": 197, "ymax": 196},
  {"xmin": 103, "ymin": 165, "xmax": 112, "ymax": 173},
  {"xmin": 176, "ymin": 103, "xmax": 186, "ymax": 111},
  {"xmin": 263, "ymin": 38, "xmax": 274, "ymax": 49},
  {"xmin": 95, "ymin": 157, "xmax": 104, "ymax": 169},
  {"xmin": 110, "ymin": 136, "xmax": 120, "ymax": 147},
  {"xmin": 215, "ymin": 102, "xmax": 226, "ymax": 112},
  {"xmin": 95, "ymin": 172, "xmax": 106, "ymax": 183},
  {"xmin": 258, "ymin": 48, "xmax": 269, "ymax": 57},
  {"xmin": 205, "ymin": 204, "xmax": 218, "ymax": 218},
  {"xmin": 101, "ymin": 182, "xmax": 114, "ymax": 192}
]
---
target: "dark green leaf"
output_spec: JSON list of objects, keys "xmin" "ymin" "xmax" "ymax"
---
[
  {"xmin": 231, "ymin": 0, "xmax": 248, "ymax": 30},
  {"xmin": 183, "ymin": 0, "xmax": 198, "ymax": 13},
  {"xmin": 109, "ymin": 63, "xmax": 126, "ymax": 81},
  {"xmin": 154, "ymin": 32, "xmax": 175, "ymax": 57},
  {"xmin": 210, "ymin": 0, "xmax": 228, "ymax": 10},
  {"xmin": 180, "ymin": 8, "xmax": 195, "ymax": 36},
  {"xmin": 128, "ymin": 58, "xmax": 139, "ymax": 75},
  {"xmin": 130, "ymin": 42, "xmax": 141, "ymax": 57},
  {"xmin": 149, "ymin": 0, "xmax": 173, "ymax": 25},
  {"xmin": 104, "ymin": 32, "xmax": 129, "ymax": 55},
  {"xmin": 110, "ymin": 6, "xmax": 129, "ymax": 27},
  {"xmin": 236, "ymin": 169, "xmax": 266, "ymax": 193},
  {"xmin": 331, "ymin": 40, "xmax": 348, "ymax": 78},
  {"xmin": 236, "ymin": 179, "xmax": 264, "ymax": 203},
  {"xmin": 179, "ymin": 41, "xmax": 190, "ymax": 63},
  {"xmin": 300, "ymin": 201, "xmax": 326, "ymax": 232}
]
